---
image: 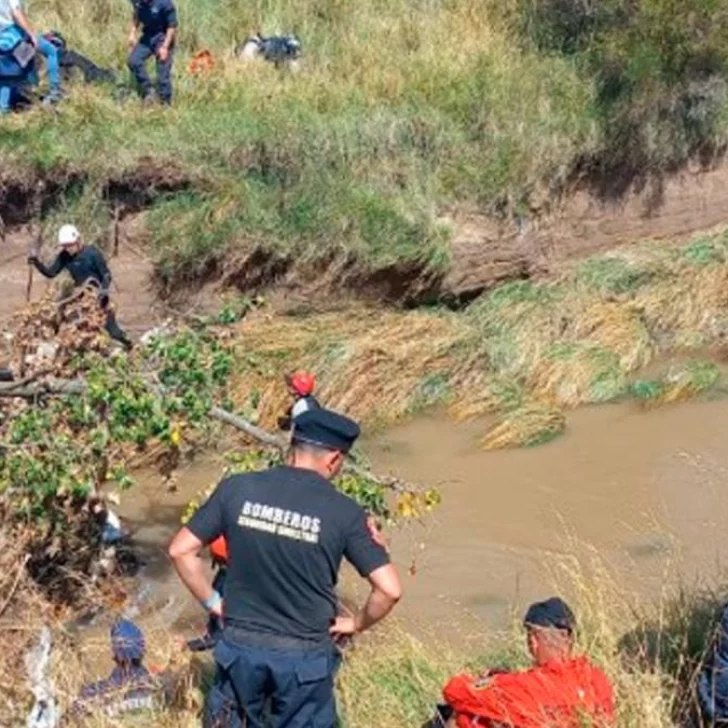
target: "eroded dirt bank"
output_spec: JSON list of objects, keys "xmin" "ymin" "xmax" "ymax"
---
[
  {"xmin": 445, "ymin": 162, "xmax": 728, "ymax": 300},
  {"xmin": 4, "ymin": 159, "xmax": 728, "ymax": 305}
]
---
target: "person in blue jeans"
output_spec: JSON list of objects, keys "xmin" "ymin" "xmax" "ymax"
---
[
  {"xmin": 0, "ymin": 0, "xmax": 61, "ymax": 113},
  {"xmin": 127, "ymin": 0, "xmax": 177, "ymax": 105}
]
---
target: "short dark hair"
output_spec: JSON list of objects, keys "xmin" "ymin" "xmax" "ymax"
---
[{"xmin": 290, "ymin": 440, "xmax": 337, "ymax": 458}]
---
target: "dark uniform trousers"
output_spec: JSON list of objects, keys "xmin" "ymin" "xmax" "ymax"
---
[
  {"xmin": 204, "ymin": 626, "xmax": 341, "ymax": 728},
  {"xmin": 128, "ymin": 38, "xmax": 174, "ymax": 103}
]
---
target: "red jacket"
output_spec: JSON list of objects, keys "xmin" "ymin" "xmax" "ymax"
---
[{"xmin": 443, "ymin": 657, "xmax": 614, "ymax": 728}]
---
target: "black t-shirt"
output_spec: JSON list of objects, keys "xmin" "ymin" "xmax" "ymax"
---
[
  {"xmin": 32, "ymin": 246, "xmax": 112, "ymax": 290},
  {"xmin": 186, "ymin": 465, "xmax": 390, "ymax": 642}
]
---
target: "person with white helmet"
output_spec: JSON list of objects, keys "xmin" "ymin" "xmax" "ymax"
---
[{"xmin": 28, "ymin": 224, "xmax": 132, "ymax": 350}]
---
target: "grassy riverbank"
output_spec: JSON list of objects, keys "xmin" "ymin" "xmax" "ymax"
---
[{"xmin": 4, "ymin": 0, "xmax": 728, "ymax": 289}]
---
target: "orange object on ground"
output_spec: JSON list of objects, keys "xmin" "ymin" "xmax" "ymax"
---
[
  {"xmin": 443, "ymin": 657, "xmax": 614, "ymax": 728},
  {"xmin": 209, "ymin": 535, "xmax": 228, "ymax": 563},
  {"xmin": 189, "ymin": 49, "xmax": 215, "ymax": 75}
]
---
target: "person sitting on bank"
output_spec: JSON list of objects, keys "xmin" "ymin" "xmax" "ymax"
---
[
  {"xmin": 278, "ymin": 370, "xmax": 319, "ymax": 431},
  {"xmin": 28, "ymin": 224, "xmax": 133, "ymax": 350},
  {"xmin": 69, "ymin": 619, "xmax": 157, "ymax": 719},
  {"xmin": 127, "ymin": 0, "xmax": 177, "ymax": 106},
  {"xmin": 698, "ymin": 601, "xmax": 728, "ymax": 724},
  {"xmin": 439, "ymin": 598, "xmax": 614, "ymax": 728}
]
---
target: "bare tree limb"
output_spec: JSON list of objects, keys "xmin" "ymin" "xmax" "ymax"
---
[
  {"xmin": 0, "ymin": 379, "xmax": 85, "ymax": 398},
  {"xmin": 208, "ymin": 406, "xmax": 287, "ymax": 448}
]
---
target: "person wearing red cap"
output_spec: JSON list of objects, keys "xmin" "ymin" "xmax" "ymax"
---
[
  {"xmin": 278, "ymin": 370, "xmax": 320, "ymax": 431},
  {"xmin": 436, "ymin": 598, "xmax": 614, "ymax": 728}
]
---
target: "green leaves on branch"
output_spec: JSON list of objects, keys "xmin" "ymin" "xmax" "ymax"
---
[{"xmin": 0, "ymin": 329, "xmax": 236, "ymax": 527}]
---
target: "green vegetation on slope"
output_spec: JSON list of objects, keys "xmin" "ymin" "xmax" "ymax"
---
[{"xmin": 10, "ymin": 0, "xmax": 728, "ymax": 286}]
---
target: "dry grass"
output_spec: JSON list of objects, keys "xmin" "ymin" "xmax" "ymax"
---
[
  {"xmin": 206, "ymin": 229, "xmax": 728, "ymax": 451},
  {"xmin": 4, "ymin": 540, "xmax": 724, "ymax": 728},
  {"xmin": 229, "ymin": 307, "xmax": 480, "ymax": 429},
  {"xmin": 480, "ymin": 404, "xmax": 566, "ymax": 450}
]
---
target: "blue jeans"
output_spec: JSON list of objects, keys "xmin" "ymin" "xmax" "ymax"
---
[
  {"xmin": 0, "ymin": 85, "xmax": 10, "ymax": 113},
  {"xmin": 128, "ymin": 40, "xmax": 173, "ymax": 103},
  {"xmin": 204, "ymin": 631, "xmax": 341, "ymax": 728},
  {"xmin": 0, "ymin": 26, "xmax": 56, "ymax": 112},
  {"xmin": 36, "ymin": 34, "xmax": 61, "ymax": 93}
]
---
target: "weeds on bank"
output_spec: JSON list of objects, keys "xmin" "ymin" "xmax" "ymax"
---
[{"xmin": 5, "ymin": 0, "xmax": 598, "ymax": 282}]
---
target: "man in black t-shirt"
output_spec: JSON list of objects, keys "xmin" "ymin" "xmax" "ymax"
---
[{"xmin": 168, "ymin": 407, "xmax": 402, "ymax": 728}]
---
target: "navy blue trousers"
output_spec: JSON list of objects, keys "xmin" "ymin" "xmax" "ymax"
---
[
  {"xmin": 204, "ymin": 631, "xmax": 341, "ymax": 728},
  {"xmin": 127, "ymin": 40, "xmax": 173, "ymax": 103}
]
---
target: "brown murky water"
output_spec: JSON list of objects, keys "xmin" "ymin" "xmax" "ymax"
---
[
  {"xmin": 119, "ymin": 398, "xmax": 728, "ymax": 637},
  {"xmin": 366, "ymin": 399, "xmax": 728, "ymax": 632}
]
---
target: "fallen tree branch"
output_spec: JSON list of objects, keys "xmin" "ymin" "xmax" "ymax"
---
[
  {"xmin": 0, "ymin": 378, "xmax": 85, "ymax": 398},
  {"xmin": 209, "ymin": 406, "xmax": 287, "ymax": 448},
  {"xmin": 0, "ymin": 378, "xmax": 420, "ymax": 494},
  {"xmin": 0, "ymin": 554, "xmax": 30, "ymax": 619}
]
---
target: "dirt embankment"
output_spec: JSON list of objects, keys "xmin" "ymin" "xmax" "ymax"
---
[
  {"xmin": 3, "ymin": 158, "xmax": 728, "ymax": 309},
  {"xmin": 445, "ymin": 161, "xmax": 728, "ymax": 300}
]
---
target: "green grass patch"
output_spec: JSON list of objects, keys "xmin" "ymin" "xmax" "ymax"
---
[
  {"xmin": 575, "ymin": 256, "xmax": 656, "ymax": 296},
  {"xmin": 680, "ymin": 236, "xmax": 728, "ymax": 267},
  {"xmin": 631, "ymin": 359, "xmax": 722, "ymax": 406}
]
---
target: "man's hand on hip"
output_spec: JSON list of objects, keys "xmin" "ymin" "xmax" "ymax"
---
[{"xmin": 330, "ymin": 616, "xmax": 358, "ymax": 640}]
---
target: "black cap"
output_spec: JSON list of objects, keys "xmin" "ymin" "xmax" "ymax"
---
[
  {"xmin": 523, "ymin": 597, "xmax": 575, "ymax": 632},
  {"xmin": 292, "ymin": 408, "xmax": 360, "ymax": 454}
]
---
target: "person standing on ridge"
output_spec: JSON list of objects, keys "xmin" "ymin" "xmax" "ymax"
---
[
  {"xmin": 278, "ymin": 370, "xmax": 320, "ymax": 431},
  {"xmin": 127, "ymin": 0, "xmax": 177, "ymax": 105},
  {"xmin": 28, "ymin": 224, "xmax": 133, "ymax": 350},
  {"xmin": 169, "ymin": 407, "xmax": 402, "ymax": 728}
]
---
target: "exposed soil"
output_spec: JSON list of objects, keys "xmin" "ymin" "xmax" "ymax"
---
[
  {"xmin": 3, "ymin": 157, "xmax": 728, "ymax": 307},
  {"xmin": 444, "ymin": 161, "xmax": 728, "ymax": 301}
]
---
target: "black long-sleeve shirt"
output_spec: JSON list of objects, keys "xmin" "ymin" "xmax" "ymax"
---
[{"xmin": 31, "ymin": 246, "xmax": 112, "ymax": 290}]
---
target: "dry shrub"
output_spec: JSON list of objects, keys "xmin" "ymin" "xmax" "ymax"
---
[
  {"xmin": 481, "ymin": 404, "xmax": 566, "ymax": 449},
  {"xmin": 0, "ymin": 530, "xmax": 54, "ymax": 725},
  {"xmin": 9, "ymin": 284, "xmax": 110, "ymax": 379}
]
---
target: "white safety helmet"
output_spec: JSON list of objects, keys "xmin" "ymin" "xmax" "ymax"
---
[{"xmin": 58, "ymin": 224, "xmax": 81, "ymax": 246}]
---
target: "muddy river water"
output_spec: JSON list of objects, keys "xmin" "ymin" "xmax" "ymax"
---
[{"xmin": 119, "ymin": 399, "xmax": 728, "ymax": 639}]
